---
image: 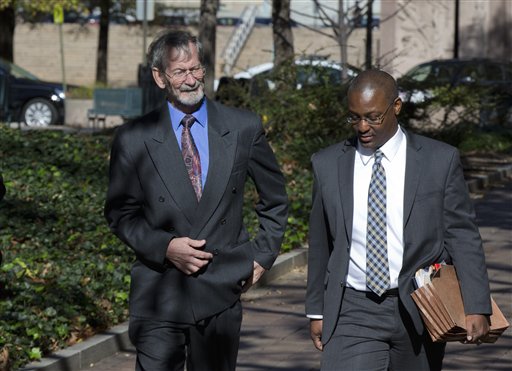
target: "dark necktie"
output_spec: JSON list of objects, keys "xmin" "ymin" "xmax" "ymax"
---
[
  {"xmin": 366, "ymin": 149, "xmax": 390, "ymax": 296},
  {"xmin": 181, "ymin": 114, "xmax": 202, "ymax": 200}
]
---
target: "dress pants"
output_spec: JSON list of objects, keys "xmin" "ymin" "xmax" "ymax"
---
[
  {"xmin": 321, "ymin": 287, "xmax": 445, "ymax": 371},
  {"xmin": 129, "ymin": 300, "xmax": 242, "ymax": 371}
]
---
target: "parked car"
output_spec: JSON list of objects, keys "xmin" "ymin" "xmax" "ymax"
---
[
  {"xmin": 0, "ymin": 59, "xmax": 66, "ymax": 127},
  {"xmin": 398, "ymin": 58, "xmax": 512, "ymax": 123},
  {"xmin": 216, "ymin": 58, "xmax": 361, "ymax": 101},
  {"xmin": 235, "ymin": 59, "xmax": 360, "ymax": 87}
]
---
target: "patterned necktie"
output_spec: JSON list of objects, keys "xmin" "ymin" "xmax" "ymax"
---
[
  {"xmin": 366, "ymin": 149, "xmax": 390, "ymax": 296},
  {"xmin": 181, "ymin": 114, "xmax": 202, "ymax": 201}
]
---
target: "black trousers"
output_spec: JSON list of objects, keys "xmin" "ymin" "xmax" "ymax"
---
[
  {"xmin": 321, "ymin": 288, "xmax": 445, "ymax": 371},
  {"xmin": 129, "ymin": 300, "xmax": 243, "ymax": 371}
]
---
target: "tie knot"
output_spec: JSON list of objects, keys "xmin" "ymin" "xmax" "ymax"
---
[
  {"xmin": 181, "ymin": 114, "xmax": 196, "ymax": 129},
  {"xmin": 374, "ymin": 150, "xmax": 384, "ymax": 164}
]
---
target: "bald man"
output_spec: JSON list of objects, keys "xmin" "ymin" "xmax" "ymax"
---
[{"xmin": 305, "ymin": 69, "xmax": 491, "ymax": 370}]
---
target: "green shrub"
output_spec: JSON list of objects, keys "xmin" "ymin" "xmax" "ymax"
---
[{"xmin": 0, "ymin": 127, "xmax": 130, "ymax": 369}]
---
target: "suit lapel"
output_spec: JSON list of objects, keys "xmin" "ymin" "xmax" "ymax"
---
[
  {"xmin": 403, "ymin": 130, "xmax": 422, "ymax": 228},
  {"xmin": 145, "ymin": 104, "xmax": 197, "ymax": 224},
  {"xmin": 189, "ymin": 100, "xmax": 237, "ymax": 238},
  {"xmin": 338, "ymin": 139, "xmax": 356, "ymax": 245}
]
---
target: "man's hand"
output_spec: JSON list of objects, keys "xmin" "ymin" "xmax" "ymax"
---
[
  {"xmin": 464, "ymin": 314, "xmax": 490, "ymax": 344},
  {"xmin": 310, "ymin": 319, "xmax": 323, "ymax": 351},
  {"xmin": 242, "ymin": 261, "xmax": 266, "ymax": 292},
  {"xmin": 166, "ymin": 237, "xmax": 212, "ymax": 275}
]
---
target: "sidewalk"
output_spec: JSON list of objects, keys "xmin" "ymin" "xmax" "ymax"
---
[{"xmin": 80, "ymin": 178, "xmax": 512, "ymax": 371}]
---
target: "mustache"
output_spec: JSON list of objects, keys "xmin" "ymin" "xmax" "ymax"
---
[{"xmin": 179, "ymin": 81, "xmax": 203, "ymax": 92}]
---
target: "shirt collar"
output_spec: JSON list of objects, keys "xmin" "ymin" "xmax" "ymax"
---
[
  {"xmin": 168, "ymin": 98, "xmax": 207, "ymax": 131},
  {"xmin": 357, "ymin": 125, "xmax": 405, "ymax": 165}
]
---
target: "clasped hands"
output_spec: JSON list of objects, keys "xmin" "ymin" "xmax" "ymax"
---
[{"xmin": 165, "ymin": 237, "xmax": 264, "ymax": 290}]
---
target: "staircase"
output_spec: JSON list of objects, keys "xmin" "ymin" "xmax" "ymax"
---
[{"xmin": 221, "ymin": 5, "xmax": 258, "ymax": 75}]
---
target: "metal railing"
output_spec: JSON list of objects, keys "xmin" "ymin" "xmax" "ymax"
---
[{"xmin": 222, "ymin": 5, "xmax": 258, "ymax": 75}]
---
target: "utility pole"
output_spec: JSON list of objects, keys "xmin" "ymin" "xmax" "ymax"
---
[
  {"xmin": 454, "ymin": 0, "xmax": 460, "ymax": 58},
  {"xmin": 142, "ymin": 0, "xmax": 147, "ymax": 65},
  {"xmin": 54, "ymin": 5, "xmax": 67, "ymax": 93},
  {"xmin": 365, "ymin": 0, "xmax": 373, "ymax": 70}
]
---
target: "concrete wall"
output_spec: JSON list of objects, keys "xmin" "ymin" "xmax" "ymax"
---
[
  {"xmin": 14, "ymin": 24, "xmax": 229, "ymax": 87},
  {"xmin": 13, "ymin": 23, "xmax": 378, "ymax": 87}
]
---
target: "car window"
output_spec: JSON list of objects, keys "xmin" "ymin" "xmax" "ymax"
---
[
  {"xmin": 483, "ymin": 63, "xmax": 504, "ymax": 81},
  {"xmin": 502, "ymin": 63, "xmax": 512, "ymax": 80},
  {"xmin": 459, "ymin": 64, "xmax": 485, "ymax": 83},
  {"xmin": 434, "ymin": 65, "xmax": 455, "ymax": 84},
  {"xmin": 404, "ymin": 65, "xmax": 432, "ymax": 82},
  {"xmin": 296, "ymin": 66, "xmax": 343, "ymax": 86},
  {"xmin": 0, "ymin": 60, "xmax": 40, "ymax": 81}
]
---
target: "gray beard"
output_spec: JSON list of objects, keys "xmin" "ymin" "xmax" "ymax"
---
[{"xmin": 166, "ymin": 80, "xmax": 205, "ymax": 108}]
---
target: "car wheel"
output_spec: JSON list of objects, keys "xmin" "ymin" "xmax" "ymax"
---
[{"xmin": 22, "ymin": 98, "xmax": 58, "ymax": 127}]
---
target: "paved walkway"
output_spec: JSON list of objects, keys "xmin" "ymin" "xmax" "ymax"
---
[{"xmin": 85, "ymin": 179, "xmax": 512, "ymax": 370}]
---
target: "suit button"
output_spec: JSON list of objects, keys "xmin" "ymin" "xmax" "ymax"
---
[
  {"xmin": 169, "ymin": 227, "xmax": 175, "ymax": 232},
  {"xmin": 213, "ymin": 249, "xmax": 219, "ymax": 255},
  {"xmin": 232, "ymin": 187, "xmax": 237, "ymax": 194},
  {"xmin": 220, "ymin": 218, "xmax": 226, "ymax": 225},
  {"xmin": 158, "ymin": 196, "xmax": 165, "ymax": 202}
]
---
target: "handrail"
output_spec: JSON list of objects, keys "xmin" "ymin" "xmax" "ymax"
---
[{"xmin": 222, "ymin": 5, "xmax": 257, "ymax": 75}]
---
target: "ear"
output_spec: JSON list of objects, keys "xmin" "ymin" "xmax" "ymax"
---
[
  {"xmin": 394, "ymin": 97, "xmax": 402, "ymax": 115},
  {"xmin": 152, "ymin": 68, "xmax": 167, "ymax": 89}
]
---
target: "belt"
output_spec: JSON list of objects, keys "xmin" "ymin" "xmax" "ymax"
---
[
  {"xmin": 381, "ymin": 288, "xmax": 399, "ymax": 297},
  {"xmin": 346, "ymin": 287, "xmax": 399, "ymax": 297}
]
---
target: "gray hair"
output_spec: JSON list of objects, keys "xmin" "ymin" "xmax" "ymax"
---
[{"xmin": 147, "ymin": 30, "xmax": 204, "ymax": 72}]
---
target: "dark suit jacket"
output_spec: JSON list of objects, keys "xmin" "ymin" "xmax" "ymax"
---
[
  {"xmin": 105, "ymin": 98, "xmax": 288, "ymax": 323},
  {"xmin": 305, "ymin": 129, "xmax": 491, "ymax": 344}
]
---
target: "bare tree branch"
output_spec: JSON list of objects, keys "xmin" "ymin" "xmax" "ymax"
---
[{"xmin": 288, "ymin": 17, "xmax": 338, "ymax": 41}]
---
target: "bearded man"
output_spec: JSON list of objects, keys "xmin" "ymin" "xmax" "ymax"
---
[{"xmin": 104, "ymin": 30, "xmax": 288, "ymax": 371}]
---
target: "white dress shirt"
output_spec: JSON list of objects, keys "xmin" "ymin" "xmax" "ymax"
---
[
  {"xmin": 307, "ymin": 127, "xmax": 408, "ymax": 319},
  {"xmin": 346, "ymin": 126, "xmax": 407, "ymax": 291}
]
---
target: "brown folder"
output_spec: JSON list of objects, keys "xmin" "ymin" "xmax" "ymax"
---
[{"xmin": 411, "ymin": 265, "xmax": 509, "ymax": 343}]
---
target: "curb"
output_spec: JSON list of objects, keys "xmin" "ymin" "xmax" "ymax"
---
[
  {"xmin": 21, "ymin": 324, "xmax": 131, "ymax": 371},
  {"xmin": 21, "ymin": 248, "xmax": 309, "ymax": 371},
  {"xmin": 465, "ymin": 164, "xmax": 512, "ymax": 193}
]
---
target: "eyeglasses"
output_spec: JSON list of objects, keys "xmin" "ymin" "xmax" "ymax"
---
[
  {"xmin": 346, "ymin": 99, "xmax": 396, "ymax": 126},
  {"xmin": 163, "ymin": 65, "xmax": 205, "ymax": 84}
]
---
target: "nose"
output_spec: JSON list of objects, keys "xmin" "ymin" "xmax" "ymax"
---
[
  {"xmin": 354, "ymin": 118, "xmax": 371, "ymax": 130},
  {"xmin": 183, "ymin": 71, "xmax": 197, "ymax": 85}
]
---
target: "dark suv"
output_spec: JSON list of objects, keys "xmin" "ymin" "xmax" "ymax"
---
[
  {"xmin": 0, "ymin": 59, "xmax": 66, "ymax": 127},
  {"xmin": 398, "ymin": 59, "xmax": 512, "ymax": 123}
]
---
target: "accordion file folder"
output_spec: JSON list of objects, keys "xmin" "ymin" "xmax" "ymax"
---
[{"xmin": 411, "ymin": 265, "xmax": 509, "ymax": 343}]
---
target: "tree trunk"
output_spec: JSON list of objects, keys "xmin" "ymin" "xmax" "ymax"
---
[
  {"xmin": 338, "ymin": 0, "xmax": 349, "ymax": 82},
  {"xmin": 96, "ymin": 0, "xmax": 110, "ymax": 85},
  {"xmin": 272, "ymin": 0, "xmax": 294, "ymax": 67},
  {"xmin": 199, "ymin": 0, "xmax": 219, "ymax": 98},
  {"xmin": 0, "ymin": 6, "xmax": 15, "ymax": 62}
]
